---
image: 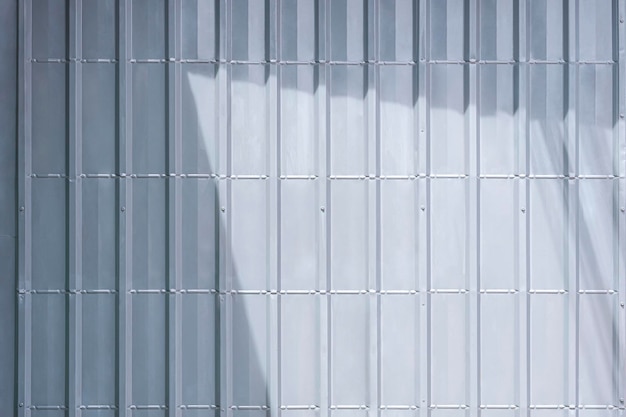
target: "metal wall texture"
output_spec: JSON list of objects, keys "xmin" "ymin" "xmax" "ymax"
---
[
  {"xmin": 1, "ymin": 0, "xmax": 18, "ymax": 413},
  {"xmin": 11, "ymin": 0, "xmax": 626, "ymax": 417}
]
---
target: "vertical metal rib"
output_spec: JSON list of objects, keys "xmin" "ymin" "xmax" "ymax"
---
[
  {"xmin": 224, "ymin": 2, "xmax": 233, "ymax": 416},
  {"xmin": 423, "ymin": 0, "xmax": 432, "ymax": 413},
  {"xmin": 166, "ymin": 0, "xmax": 182, "ymax": 416},
  {"xmin": 417, "ymin": 1, "xmax": 429, "ymax": 416},
  {"xmin": 273, "ymin": 0, "xmax": 282, "ymax": 414},
  {"xmin": 67, "ymin": 0, "xmax": 82, "ymax": 414},
  {"xmin": 117, "ymin": 0, "xmax": 132, "ymax": 414},
  {"xmin": 521, "ymin": 0, "xmax": 531, "ymax": 413},
  {"xmin": 514, "ymin": 0, "xmax": 529, "ymax": 415},
  {"xmin": 566, "ymin": 0, "xmax": 580, "ymax": 410},
  {"xmin": 468, "ymin": 0, "xmax": 480, "ymax": 412},
  {"xmin": 216, "ymin": 0, "xmax": 228, "ymax": 415},
  {"xmin": 322, "ymin": 1, "xmax": 332, "ymax": 416},
  {"xmin": 617, "ymin": 0, "xmax": 626, "ymax": 408},
  {"xmin": 372, "ymin": 0, "xmax": 382, "ymax": 415},
  {"xmin": 17, "ymin": 0, "xmax": 31, "ymax": 414}
]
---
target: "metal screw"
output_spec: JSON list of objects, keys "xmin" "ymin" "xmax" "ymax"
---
[
  {"xmin": 621, "ymin": 207, "xmax": 625, "ymax": 213},
  {"xmin": 120, "ymin": 206, "xmax": 125, "ymax": 212},
  {"xmin": 621, "ymin": 114, "xmax": 625, "ymax": 119},
  {"xmin": 621, "ymin": 302, "xmax": 624, "ymax": 307},
  {"xmin": 19, "ymin": 403, "xmax": 23, "ymax": 408},
  {"xmin": 420, "ymin": 206, "xmax": 425, "ymax": 211},
  {"xmin": 521, "ymin": 207, "xmax": 526, "ymax": 213},
  {"xmin": 19, "ymin": 206, "xmax": 24, "ymax": 212},
  {"xmin": 320, "ymin": 207, "xmax": 325, "ymax": 212},
  {"xmin": 221, "ymin": 207, "xmax": 226, "ymax": 213},
  {"xmin": 621, "ymin": 17, "xmax": 625, "ymax": 23}
]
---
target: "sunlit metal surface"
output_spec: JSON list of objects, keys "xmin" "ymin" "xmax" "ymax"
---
[{"xmin": 8, "ymin": 0, "xmax": 626, "ymax": 416}]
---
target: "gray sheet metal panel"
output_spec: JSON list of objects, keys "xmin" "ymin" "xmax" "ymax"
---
[
  {"xmin": 0, "ymin": 0, "xmax": 16, "ymax": 414},
  {"xmin": 11, "ymin": 1, "xmax": 626, "ymax": 417}
]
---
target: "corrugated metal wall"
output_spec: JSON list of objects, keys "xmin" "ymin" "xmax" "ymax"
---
[{"xmin": 12, "ymin": 0, "xmax": 626, "ymax": 417}]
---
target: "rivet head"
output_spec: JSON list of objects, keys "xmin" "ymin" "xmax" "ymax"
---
[
  {"xmin": 320, "ymin": 207, "xmax": 325, "ymax": 212},
  {"xmin": 621, "ymin": 114, "xmax": 625, "ymax": 119},
  {"xmin": 120, "ymin": 206, "xmax": 125, "ymax": 212},
  {"xmin": 221, "ymin": 207, "xmax": 226, "ymax": 212},
  {"xmin": 521, "ymin": 207, "xmax": 526, "ymax": 213},
  {"xmin": 621, "ymin": 302, "xmax": 624, "ymax": 307},
  {"xmin": 420, "ymin": 206, "xmax": 425, "ymax": 211},
  {"xmin": 19, "ymin": 403, "xmax": 23, "ymax": 408},
  {"xmin": 621, "ymin": 207, "xmax": 625, "ymax": 213},
  {"xmin": 19, "ymin": 206, "xmax": 24, "ymax": 212},
  {"xmin": 621, "ymin": 17, "xmax": 625, "ymax": 23}
]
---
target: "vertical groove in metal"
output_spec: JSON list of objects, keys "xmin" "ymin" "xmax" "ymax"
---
[
  {"xmin": 516, "ymin": 0, "xmax": 532, "ymax": 416},
  {"xmin": 469, "ymin": 0, "xmax": 480, "ymax": 412},
  {"xmin": 515, "ymin": 1, "xmax": 528, "ymax": 416},
  {"xmin": 67, "ymin": 0, "xmax": 82, "ymax": 414},
  {"xmin": 166, "ymin": 0, "xmax": 182, "ymax": 416},
  {"xmin": 21, "ymin": 0, "xmax": 32, "ymax": 414},
  {"xmin": 368, "ymin": 0, "xmax": 379, "ymax": 415},
  {"xmin": 423, "ymin": 0, "xmax": 431, "ymax": 413},
  {"xmin": 322, "ymin": 0, "xmax": 331, "ymax": 415},
  {"xmin": 417, "ymin": 1, "xmax": 428, "ymax": 416},
  {"xmin": 117, "ymin": 0, "xmax": 130, "ymax": 414},
  {"xmin": 17, "ymin": 0, "xmax": 28, "ymax": 413},
  {"xmin": 215, "ymin": 0, "xmax": 226, "ymax": 413},
  {"xmin": 224, "ymin": 1, "xmax": 233, "ymax": 415},
  {"xmin": 274, "ymin": 0, "xmax": 282, "ymax": 415},
  {"xmin": 216, "ymin": 0, "xmax": 227, "ymax": 415},
  {"xmin": 315, "ymin": 2, "xmax": 328, "ymax": 416},
  {"xmin": 368, "ymin": 0, "xmax": 380, "ymax": 417},
  {"xmin": 268, "ymin": 0, "xmax": 280, "ymax": 415},
  {"xmin": 568, "ymin": 0, "xmax": 580, "ymax": 410},
  {"xmin": 619, "ymin": 0, "xmax": 626, "ymax": 407}
]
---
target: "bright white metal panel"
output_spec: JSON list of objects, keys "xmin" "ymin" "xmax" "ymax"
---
[
  {"xmin": 281, "ymin": 295, "xmax": 321, "ymax": 405},
  {"xmin": 281, "ymin": 66, "xmax": 318, "ymax": 176},
  {"xmin": 280, "ymin": 180, "xmax": 319, "ymax": 290},
  {"xmin": 479, "ymin": 180, "xmax": 517, "ymax": 290},
  {"xmin": 330, "ymin": 181, "xmax": 369, "ymax": 290},
  {"xmin": 429, "ymin": 65, "xmax": 466, "ymax": 175},
  {"xmin": 380, "ymin": 180, "xmax": 418, "ymax": 290}
]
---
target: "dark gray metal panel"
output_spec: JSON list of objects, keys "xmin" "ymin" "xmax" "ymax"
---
[
  {"xmin": 0, "ymin": 237, "xmax": 16, "ymax": 416},
  {"xmin": 0, "ymin": 0, "xmax": 16, "ymax": 414}
]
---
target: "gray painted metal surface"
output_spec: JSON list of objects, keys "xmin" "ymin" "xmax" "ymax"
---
[
  {"xmin": 1, "ymin": 0, "xmax": 17, "ymax": 414},
  {"xmin": 7, "ymin": 0, "xmax": 626, "ymax": 417}
]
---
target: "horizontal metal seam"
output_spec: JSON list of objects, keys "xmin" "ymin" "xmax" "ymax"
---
[
  {"xmin": 26, "ymin": 174, "xmax": 626, "ymax": 180},
  {"xmin": 27, "ymin": 58, "xmax": 619, "ymax": 65},
  {"xmin": 16, "ymin": 289, "xmax": 619, "ymax": 295},
  {"xmin": 24, "ymin": 404, "xmax": 626, "ymax": 410}
]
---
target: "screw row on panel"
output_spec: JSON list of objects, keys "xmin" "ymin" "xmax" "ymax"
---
[
  {"xmin": 28, "ymin": 58, "xmax": 618, "ymax": 65},
  {"xmin": 27, "ymin": 173, "xmax": 625, "ymax": 180},
  {"xmin": 16, "ymin": 289, "xmax": 619, "ymax": 295},
  {"xmin": 24, "ymin": 404, "xmax": 625, "ymax": 410}
]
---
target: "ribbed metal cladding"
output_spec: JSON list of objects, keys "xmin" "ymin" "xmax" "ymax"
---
[{"xmin": 13, "ymin": 1, "xmax": 626, "ymax": 417}]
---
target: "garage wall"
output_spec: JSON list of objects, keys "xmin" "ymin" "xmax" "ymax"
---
[{"xmin": 13, "ymin": 1, "xmax": 626, "ymax": 417}]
